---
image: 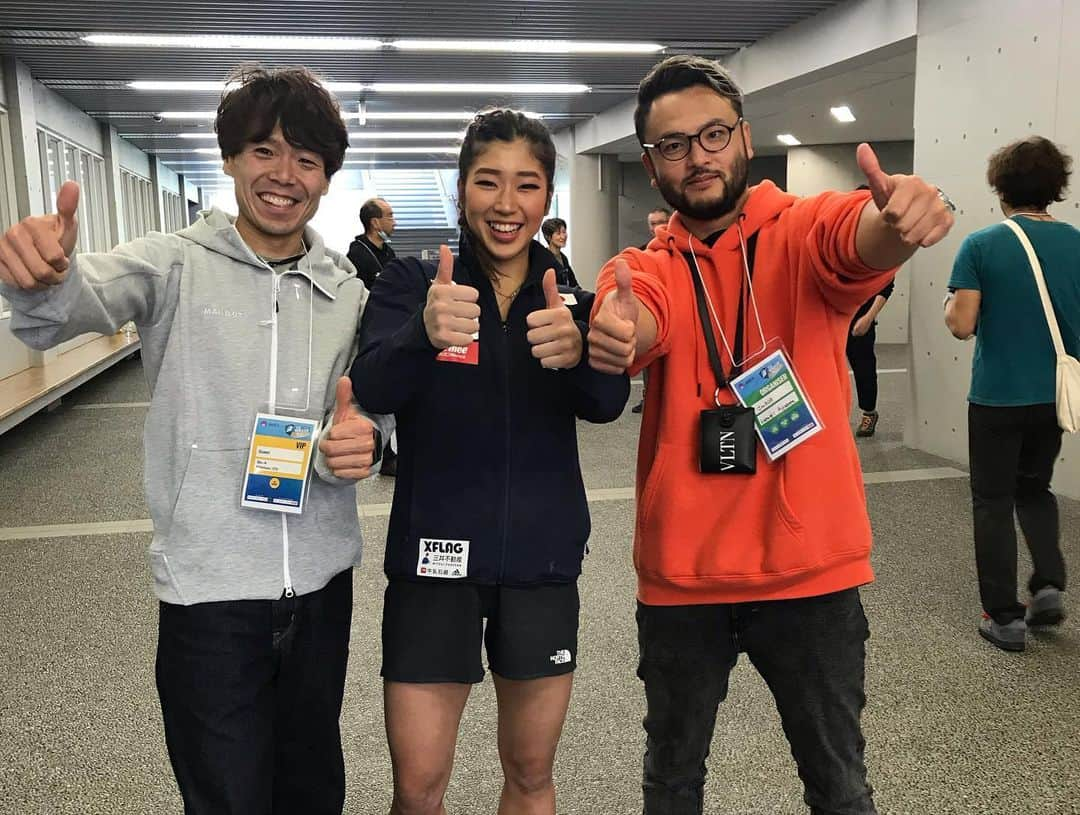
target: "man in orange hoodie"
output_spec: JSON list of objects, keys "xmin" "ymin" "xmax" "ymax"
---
[{"xmin": 588, "ymin": 56, "xmax": 955, "ymax": 815}]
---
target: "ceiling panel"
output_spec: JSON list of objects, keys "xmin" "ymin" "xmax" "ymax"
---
[{"xmin": 0, "ymin": 0, "xmax": 847, "ymax": 174}]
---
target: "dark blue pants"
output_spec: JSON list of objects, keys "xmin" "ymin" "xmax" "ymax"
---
[
  {"xmin": 637, "ymin": 588, "xmax": 875, "ymax": 815},
  {"xmin": 156, "ymin": 569, "xmax": 353, "ymax": 815}
]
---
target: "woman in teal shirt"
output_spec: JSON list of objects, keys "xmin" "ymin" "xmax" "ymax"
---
[{"xmin": 946, "ymin": 136, "xmax": 1079, "ymax": 652}]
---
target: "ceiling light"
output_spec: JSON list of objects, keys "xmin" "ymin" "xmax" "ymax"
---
[
  {"xmin": 346, "ymin": 147, "xmax": 461, "ymax": 154},
  {"xmin": 777, "ymin": 134, "xmax": 802, "ymax": 146},
  {"xmin": 368, "ymin": 82, "xmax": 590, "ymax": 94},
  {"xmin": 85, "ymin": 34, "xmax": 382, "ymax": 50},
  {"xmin": 157, "ymin": 110, "xmax": 544, "ymax": 122},
  {"xmin": 349, "ymin": 131, "xmax": 463, "ymax": 140},
  {"xmin": 392, "ymin": 39, "xmax": 663, "ymax": 54},
  {"xmin": 134, "ymin": 80, "xmax": 587, "ymax": 95},
  {"xmin": 830, "ymin": 105, "xmax": 856, "ymax": 123}
]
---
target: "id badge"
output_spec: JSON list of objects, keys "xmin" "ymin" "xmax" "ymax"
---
[
  {"xmin": 241, "ymin": 413, "xmax": 320, "ymax": 514},
  {"xmin": 730, "ymin": 348, "xmax": 824, "ymax": 461}
]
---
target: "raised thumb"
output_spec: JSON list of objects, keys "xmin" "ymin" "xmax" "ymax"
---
[
  {"xmin": 542, "ymin": 268, "xmax": 562, "ymax": 308},
  {"xmin": 332, "ymin": 376, "xmax": 356, "ymax": 423},
  {"xmin": 856, "ymin": 142, "xmax": 890, "ymax": 209},
  {"xmin": 612, "ymin": 258, "xmax": 638, "ymax": 322},
  {"xmin": 435, "ymin": 244, "xmax": 454, "ymax": 284},
  {"xmin": 56, "ymin": 181, "xmax": 81, "ymax": 253}
]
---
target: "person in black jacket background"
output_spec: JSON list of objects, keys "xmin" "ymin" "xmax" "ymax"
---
[
  {"xmin": 540, "ymin": 217, "xmax": 579, "ymax": 288},
  {"xmin": 350, "ymin": 109, "xmax": 628, "ymax": 815},
  {"xmin": 347, "ymin": 197, "xmax": 397, "ymax": 290}
]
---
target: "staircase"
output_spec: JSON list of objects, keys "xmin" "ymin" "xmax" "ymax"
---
[{"xmin": 367, "ymin": 170, "xmax": 459, "ymax": 259}]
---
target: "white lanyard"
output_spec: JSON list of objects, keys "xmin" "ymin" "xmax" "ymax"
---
[{"xmin": 688, "ymin": 223, "xmax": 768, "ymax": 371}]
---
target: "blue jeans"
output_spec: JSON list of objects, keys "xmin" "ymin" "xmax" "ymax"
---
[{"xmin": 637, "ymin": 588, "xmax": 875, "ymax": 815}]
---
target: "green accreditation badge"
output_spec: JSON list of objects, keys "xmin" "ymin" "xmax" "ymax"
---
[{"xmin": 730, "ymin": 349, "xmax": 823, "ymax": 461}]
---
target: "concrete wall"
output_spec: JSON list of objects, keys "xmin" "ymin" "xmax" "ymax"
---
[
  {"xmin": 907, "ymin": 0, "xmax": 1080, "ymax": 497},
  {"xmin": 32, "ymin": 82, "xmax": 104, "ymax": 156},
  {"xmin": 787, "ymin": 141, "xmax": 913, "ymax": 343},
  {"xmin": 786, "ymin": 141, "xmax": 913, "ymax": 197}
]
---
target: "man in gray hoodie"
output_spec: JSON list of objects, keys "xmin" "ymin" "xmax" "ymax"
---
[{"xmin": 0, "ymin": 66, "xmax": 388, "ymax": 814}]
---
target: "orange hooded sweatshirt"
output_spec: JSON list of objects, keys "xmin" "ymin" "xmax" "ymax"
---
[{"xmin": 594, "ymin": 181, "xmax": 896, "ymax": 606}]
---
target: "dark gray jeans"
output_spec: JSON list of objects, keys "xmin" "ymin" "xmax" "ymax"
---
[{"xmin": 637, "ymin": 588, "xmax": 875, "ymax": 815}]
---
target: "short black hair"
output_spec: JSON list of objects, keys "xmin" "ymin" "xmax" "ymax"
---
[
  {"xmin": 634, "ymin": 55, "xmax": 743, "ymax": 146},
  {"xmin": 541, "ymin": 217, "xmax": 566, "ymax": 241},
  {"xmin": 987, "ymin": 136, "xmax": 1072, "ymax": 210},
  {"xmin": 648, "ymin": 207, "xmax": 671, "ymax": 218},
  {"xmin": 216, "ymin": 64, "xmax": 348, "ymax": 179},
  {"xmin": 359, "ymin": 198, "xmax": 387, "ymax": 231}
]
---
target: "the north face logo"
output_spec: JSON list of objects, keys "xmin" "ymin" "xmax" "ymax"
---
[{"xmin": 549, "ymin": 649, "xmax": 571, "ymax": 665}]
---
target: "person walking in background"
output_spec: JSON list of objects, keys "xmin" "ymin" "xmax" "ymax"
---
[
  {"xmin": 847, "ymin": 281, "xmax": 895, "ymax": 438},
  {"xmin": 541, "ymin": 217, "xmax": 579, "ymax": 288},
  {"xmin": 946, "ymin": 135, "xmax": 1080, "ymax": 653}
]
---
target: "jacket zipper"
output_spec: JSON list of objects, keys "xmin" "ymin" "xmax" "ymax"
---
[
  {"xmin": 498, "ymin": 314, "xmax": 512, "ymax": 582},
  {"xmin": 270, "ymin": 270, "xmax": 295, "ymax": 598}
]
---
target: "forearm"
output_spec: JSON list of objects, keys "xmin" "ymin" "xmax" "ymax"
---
[
  {"xmin": 855, "ymin": 200, "xmax": 918, "ymax": 271},
  {"xmin": 864, "ymin": 295, "xmax": 888, "ymax": 322}
]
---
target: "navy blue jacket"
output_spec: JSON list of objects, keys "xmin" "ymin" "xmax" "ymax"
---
[{"xmin": 350, "ymin": 240, "xmax": 629, "ymax": 586}]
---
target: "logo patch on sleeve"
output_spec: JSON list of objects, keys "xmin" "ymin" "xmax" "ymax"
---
[{"xmin": 417, "ymin": 538, "xmax": 470, "ymax": 578}]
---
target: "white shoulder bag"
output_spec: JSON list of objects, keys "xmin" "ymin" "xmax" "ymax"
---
[{"xmin": 1001, "ymin": 217, "xmax": 1080, "ymax": 432}]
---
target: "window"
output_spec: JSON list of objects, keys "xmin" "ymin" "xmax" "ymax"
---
[
  {"xmin": 121, "ymin": 168, "xmax": 154, "ymax": 240},
  {"xmin": 35, "ymin": 127, "xmax": 110, "ymax": 253},
  {"xmin": 0, "ymin": 107, "xmax": 18, "ymax": 316},
  {"xmin": 162, "ymin": 189, "xmax": 185, "ymax": 233}
]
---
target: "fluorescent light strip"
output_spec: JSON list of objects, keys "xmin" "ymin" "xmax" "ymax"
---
[
  {"xmin": 155, "ymin": 146, "xmax": 460, "ymax": 155},
  {"xmin": 132, "ymin": 81, "xmax": 589, "ymax": 94},
  {"xmin": 85, "ymin": 33, "xmax": 662, "ymax": 55},
  {"xmin": 157, "ymin": 110, "xmax": 545, "ymax": 121},
  {"xmin": 346, "ymin": 147, "xmax": 460, "ymax": 154},
  {"xmin": 391, "ymin": 39, "xmax": 663, "ymax": 54},
  {"xmin": 85, "ymin": 34, "xmax": 382, "ymax": 50},
  {"xmin": 830, "ymin": 105, "xmax": 856, "ymax": 123},
  {"xmin": 129, "ymin": 131, "xmax": 462, "ymax": 141},
  {"xmin": 777, "ymin": 134, "xmax": 801, "ymax": 146},
  {"xmin": 368, "ymin": 82, "xmax": 590, "ymax": 94}
]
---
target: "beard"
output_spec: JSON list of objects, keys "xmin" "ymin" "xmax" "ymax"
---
[{"xmin": 655, "ymin": 151, "xmax": 750, "ymax": 222}]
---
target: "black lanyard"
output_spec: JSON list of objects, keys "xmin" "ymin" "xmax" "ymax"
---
[{"xmin": 684, "ymin": 232, "xmax": 758, "ymax": 390}]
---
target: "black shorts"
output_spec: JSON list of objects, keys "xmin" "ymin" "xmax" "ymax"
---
[{"xmin": 381, "ymin": 579, "xmax": 580, "ymax": 684}]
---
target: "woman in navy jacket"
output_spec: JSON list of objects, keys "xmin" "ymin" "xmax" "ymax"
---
[{"xmin": 351, "ymin": 109, "xmax": 628, "ymax": 815}]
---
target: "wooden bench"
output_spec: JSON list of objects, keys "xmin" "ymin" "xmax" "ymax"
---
[{"xmin": 0, "ymin": 332, "xmax": 141, "ymax": 436}]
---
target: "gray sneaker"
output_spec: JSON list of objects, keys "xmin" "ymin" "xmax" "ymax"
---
[
  {"xmin": 979, "ymin": 616, "xmax": 1026, "ymax": 652},
  {"xmin": 1026, "ymin": 587, "xmax": 1066, "ymax": 627}
]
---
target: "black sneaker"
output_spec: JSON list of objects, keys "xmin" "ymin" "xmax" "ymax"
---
[
  {"xmin": 855, "ymin": 411, "xmax": 878, "ymax": 438},
  {"xmin": 631, "ymin": 401, "xmax": 644, "ymax": 414}
]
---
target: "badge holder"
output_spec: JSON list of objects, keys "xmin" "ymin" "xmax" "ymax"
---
[
  {"xmin": 730, "ymin": 344, "xmax": 825, "ymax": 462},
  {"xmin": 242, "ymin": 409, "xmax": 321, "ymax": 514}
]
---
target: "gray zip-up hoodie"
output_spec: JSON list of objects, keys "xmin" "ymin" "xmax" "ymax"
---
[{"xmin": 3, "ymin": 208, "xmax": 390, "ymax": 605}]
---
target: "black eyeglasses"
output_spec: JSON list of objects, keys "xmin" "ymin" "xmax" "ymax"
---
[{"xmin": 643, "ymin": 118, "xmax": 744, "ymax": 162}]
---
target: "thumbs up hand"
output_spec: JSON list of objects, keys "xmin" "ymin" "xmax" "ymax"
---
[
  {"xmin": 588, "ymin": 259, "xmax": 639, "ymax": 374},
  {"xmin": 0, "ymin": 181, "xmax": 81, "ymax": 290},
  {"xmin": 318, "ymin": 376, "xmax": 378, "ymax": 480},
  {"xmin": 424, "ymin": 244, "xmax": 481, "ymax": 350},
  {"xmin": 856, "ymin": 142, "xmax": 954, "ymax": 248},
  {"xmin": 526, "ymin": 268, "xmax": 582, "ymax": 369}
]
